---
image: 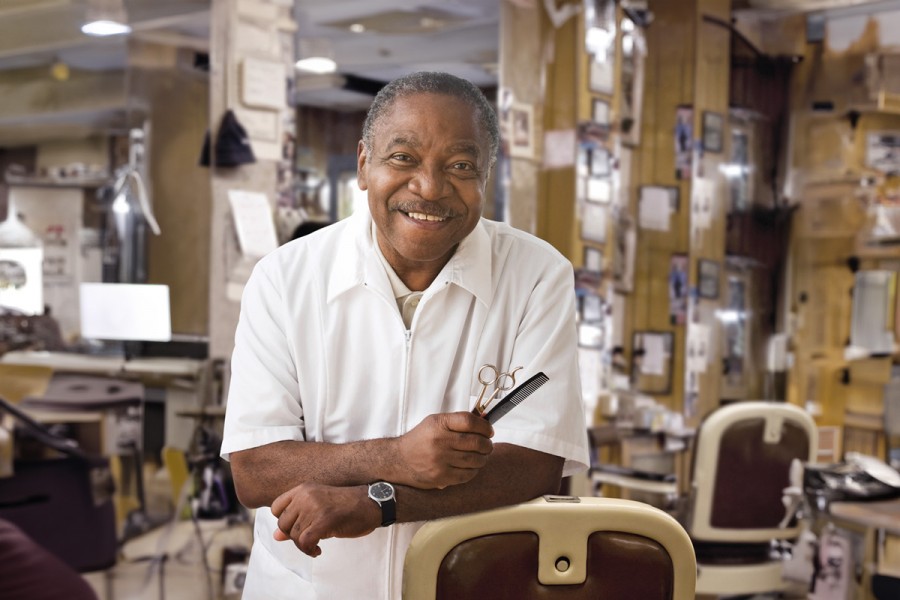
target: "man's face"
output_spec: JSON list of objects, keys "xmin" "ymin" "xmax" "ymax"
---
[{"xmin": 357, "ymin": 92, "xmax": 491, "ymax": 285}]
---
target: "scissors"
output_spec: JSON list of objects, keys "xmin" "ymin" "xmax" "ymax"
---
[{"xmin": 472, "ymin": 364, "xmax": 523, "ymax": 416}]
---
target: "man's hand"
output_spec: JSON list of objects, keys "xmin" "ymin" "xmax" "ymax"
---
[
  {"xmin": 271, "ymin": 483, "xmax": 380, "ymax": 557},
  {"xmin": 394, "ymin": 412, "xmax": 494, "ymax": 489}
]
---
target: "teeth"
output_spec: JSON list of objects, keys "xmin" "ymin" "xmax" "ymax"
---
[{"xmin": 408, "ymin": 212, "xmax": 446, "ymax": 222}]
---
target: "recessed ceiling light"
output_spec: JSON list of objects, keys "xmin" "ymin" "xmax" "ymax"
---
[
  {"xmin": 349, "ymin": 23, "xmax": 365, "ymax": 33},
  {"xmin": 295, "ymin": 57, "xmax": 337, "ymax": 74},
  {"xmin": 81, "ymin": 19, "xmax": 131, "ymax": 36}
]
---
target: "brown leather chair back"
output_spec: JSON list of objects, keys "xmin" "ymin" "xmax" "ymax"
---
[{"xmin": 403, "ymin": 496, "xmax": 696, "ymax": 600}]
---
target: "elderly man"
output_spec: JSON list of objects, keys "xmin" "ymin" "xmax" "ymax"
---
[{"xmin": 221, "ymin": 71, "xmax": 589, "ymax": 599}]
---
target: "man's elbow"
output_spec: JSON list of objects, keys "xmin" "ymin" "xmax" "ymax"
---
[
  {"xmin": 230, "ymin": 454, "xmax": 271, "ymax": 508},
  {"xmin": 233, "ymin": 477, "xmax": 267, "ymax": 509}
]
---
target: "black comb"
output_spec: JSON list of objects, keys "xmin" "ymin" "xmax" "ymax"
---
[{"xmin": 482, "ymin": 372, "xmax": 549, "ymax": 424}]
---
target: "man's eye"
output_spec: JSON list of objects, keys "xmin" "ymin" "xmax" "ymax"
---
[
  {"xmin": 451, "ymin": 162, "xmax": 475, "ymax": 171},
  {"xmin": 389, "ymin": 154, "xmax": 413, "ymax": 163}
]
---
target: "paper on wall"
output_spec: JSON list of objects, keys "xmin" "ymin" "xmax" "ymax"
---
[
  {"xmin": 641, "ymin": 333, "xmax": 667, "ymax": 375},
  {"xmin": 687, "ymin": 323, "xmax": 711, "ymax": 373},
  {"xmin": 639, "ymin": 186, "xmax": 673, "ymax": 231},
  {"xmin": 228, "ymin": 190, "xmax": 279, "ymax": 258},
  {"xmin": 691, "ymin": 178, "xmax": 714, "ymax": 230}
]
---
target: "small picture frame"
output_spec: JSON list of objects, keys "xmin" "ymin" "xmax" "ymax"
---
[
  {"xmin": 584, "ymin": 246, "xmax": 603, "ymax": 274},
  {"xmin": 581, "ymin": 203, "xmax": 608, "ymax": 243},
  {"xmin": 702, "ymin": 110, "xmax": 724, "ymax": 154},
  {"xmin": 631, "ymin": 330, "xmax": 674, "ymax": 395},
  {"xmin": 509, "ymin": 103, "xmax": 535, "ymax": 159},
  {"xmin": 592, "ymin": 99, "xmax": 610, "ymax": 126},
  {"xmin": 698, "ymin": 259, "xmax": 720, "ymax": 299}
]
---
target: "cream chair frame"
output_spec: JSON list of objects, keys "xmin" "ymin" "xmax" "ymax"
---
[
  {"xmin": 687, "ymin": 401, "xmax": 817, "ymax": 596},
  {"xmin": 403, "ymin": 495, "xmax": 696, "ymax": 600}
]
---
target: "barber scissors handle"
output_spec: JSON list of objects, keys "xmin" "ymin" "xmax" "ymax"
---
[{"xmin": 473, "ymin": 364, "xmax": 522, "ymax": 416}]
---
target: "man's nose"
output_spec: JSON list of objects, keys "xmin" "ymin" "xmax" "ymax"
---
[{"xmin": 408, "ymin": 165, "xmax": 448, "ymax": 200}]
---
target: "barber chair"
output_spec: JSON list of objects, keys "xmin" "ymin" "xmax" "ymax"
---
[
  {"xmin": 685, "ymin": 401, "xmax": 817, "ymax": 597},
  {"xmin": 402, "ymin": 495, "xmax": 696, "ymax": 600}
]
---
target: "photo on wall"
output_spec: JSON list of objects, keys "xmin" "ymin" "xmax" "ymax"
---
[
  {"xmin": 698, "ymin": 259, "xmax": 720, "ymax": 299},
  {"xmin": 675, "ymin": 105, "xmax": 693, "ymax": 180},
  {"xmin": 669, "ymin": 254, "xmax": 688, "ymax": 325}
]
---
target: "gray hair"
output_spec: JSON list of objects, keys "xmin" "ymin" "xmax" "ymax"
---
[{"xmin": 362, "ymin": 71, "xmax": 499, "ymax": 167}]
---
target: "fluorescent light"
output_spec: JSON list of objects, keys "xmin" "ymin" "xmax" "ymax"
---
[
  {"xmin": 295, "ymin": 57, "xmax": 337, "ymax": 74},
  {"xmin": 81, "ymin": 0, "xmax": 130, "ymax": 37},
  {"xmin": 81, "ymin": 19, "xmax": 131, "ymax": 36}
]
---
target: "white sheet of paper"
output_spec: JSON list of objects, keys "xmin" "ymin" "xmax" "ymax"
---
[
  {"xmin": 228, "ymin": 190, "xmax": 279, "ymax": 258},
  {"xmin": 687, "ymin": 324, "xmax": 711, "ymax": 373},
  {"xmin": 543, "ymin": 129, "xmax": 576, "ymax": 169},
  {"xmin": 587, "ymin": 177, "xmax": 612, "ymax": 203},
  {"xmin": 641, "ymin": 333, "xmax": 666, "ymax": 375},
  {"xmin": 639, "ymin": 186, "xmax": 672, "ymax": 231},
  {"xmin": 79, "ymin": 283, "xmax": 171, "ymax": 342},
  {"xmin": 692, "ymin": 178, "xmax": 714, "ymax": 229}
]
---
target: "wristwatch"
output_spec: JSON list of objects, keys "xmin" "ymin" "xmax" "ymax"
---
[{"xmin": 367, "ymin": 481, "xmax": 396, "ymax": 527}]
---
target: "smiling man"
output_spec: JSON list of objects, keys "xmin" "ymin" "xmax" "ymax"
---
[{"xmin": 221, "ymin": 72, "xmax": 589, "ymax": 599}]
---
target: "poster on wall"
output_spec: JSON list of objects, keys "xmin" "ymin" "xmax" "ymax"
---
[
  {"xmin": 865, "ymin": 131, "xmax": 900, "ymax": 173},
  {"xmin": 669, "ymin": 254, "xmax": 688, "ymax": 325},
  {"xmin": 675, "ymin": 105, "xmax": 693, "ymax": 179}
]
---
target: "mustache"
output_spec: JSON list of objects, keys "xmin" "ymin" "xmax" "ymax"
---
[{"xmin": 391, "ymin": 202, "xmax": 455, "ymax": 219}]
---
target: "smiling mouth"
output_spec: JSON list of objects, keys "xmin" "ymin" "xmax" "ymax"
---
[{"xmin": 406, "ymin": 211, "xmax": 448, "ymax": 222}]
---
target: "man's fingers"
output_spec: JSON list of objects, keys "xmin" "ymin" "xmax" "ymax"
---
[
  {"xmin": 450, "ymin": 431, "xmax": 494, "ymax": 455},
  {"xmin": 273, "ymin": 528, "xmax": 289, "ymax": 541},
  {"xmin": 298, "ymin": 528, "xmax": 323, "ymax": 557},
  {"xmin": 441, "ymin": 411, "xmax": 493, "ymax": 437},
  {"xmin": 271, "ymin": 492, "xmax": 290, "ymax": 517}
]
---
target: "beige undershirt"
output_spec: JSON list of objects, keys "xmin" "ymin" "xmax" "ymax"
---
[{"xmin": 372, "ymin": 223, "xmax": 423, "ymax": 329}]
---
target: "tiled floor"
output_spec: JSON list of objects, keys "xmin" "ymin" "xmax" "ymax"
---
[
  {"xmin": 80, "ymin": 464, "xmax": 254, "ymax": 600},
  {"xmin": 82, "ymin": 516, "xmax": 253, "ymax": 600}
]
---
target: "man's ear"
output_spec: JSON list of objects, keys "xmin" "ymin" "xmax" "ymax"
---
[{"xmin": 356, "ymin": 140, "xmax": 368, "ymax": 190}]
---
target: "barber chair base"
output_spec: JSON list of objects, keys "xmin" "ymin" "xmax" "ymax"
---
[{"xmin": 696, "ymin": 561, "xmax": 789, "ymax": 596}]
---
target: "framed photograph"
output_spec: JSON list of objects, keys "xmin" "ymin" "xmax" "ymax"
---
[
  {"xmin": 592, "ymin": 99, "xmax": 610, "ymax": 126},
  {"xmin": 675, "ymin": 105, "xmax": 693, "ymax": 180},
  {"xmin": 589, "ymin": 56, "xmax": 614, "ymax": 95},
  {"xmin": 698, "ymin": 259, "xmax": 720, "ymax": 299},
  {"xmin": 669, "ymin": 254, "xmax": 689, "ymax": 325},
  {"xmin": 584, "ymin": 246, "xmax": 603, "ymax": 274},
  {"xmin": 702, "ymin": 110, "xmax": 724, "ymax": 154},
  {"xmin": 631, "ymin": 331, "xmax": 674, "ymax": 396},
  {"xmin": 509, "ymin": 103, "xmax": 535, "ymax": 159},
  {"xmin": 581, "ymin": 203, "xmax": 608, "ymax": 243}
]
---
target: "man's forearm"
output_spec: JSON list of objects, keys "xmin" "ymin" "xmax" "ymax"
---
[
  {"xmin": 231, "ymin": 438, "xmax": 399, "ymax": 508},
  {"xmin": 395, "ymin": 444, "xmax": 563, "ymax": 523}
]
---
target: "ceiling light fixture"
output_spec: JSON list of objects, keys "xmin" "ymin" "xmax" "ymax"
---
[
  {"xmin": 295, "ymin": 38, "xmax": 337, "ymax": 74},
  {"xmin": 349, "ymin": 23, "xmax": 366, "ymax": 33},
  {"xmin": 81, "ymin": 0, "xmax": 132, "ymax": 37}
]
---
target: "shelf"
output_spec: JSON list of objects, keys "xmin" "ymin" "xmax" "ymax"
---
[{"xmin": 5, "ymin": 175, "xmax": 109, "ymax": 189}]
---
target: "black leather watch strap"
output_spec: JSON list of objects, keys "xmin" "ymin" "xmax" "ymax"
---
[{"xmin": 380, "ymin": 497, "xmax": 396, "ymax": 527}]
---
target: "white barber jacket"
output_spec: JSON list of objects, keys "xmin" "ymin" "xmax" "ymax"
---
[{"xmin": 221, "ymin": 207, "xmax": 590, "ymax": 599}]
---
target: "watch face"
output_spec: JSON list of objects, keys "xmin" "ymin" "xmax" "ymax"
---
[{"xmin": 369, "ymin": 481, "xmax": 394, "ymax": 502}]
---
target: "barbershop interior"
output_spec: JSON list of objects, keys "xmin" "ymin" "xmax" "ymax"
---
[{"xmin": 5, "ymin": 0, "xmax": 900, "ymax": 598}]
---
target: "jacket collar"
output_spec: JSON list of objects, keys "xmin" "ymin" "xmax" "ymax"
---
[{"xmin": 327, "ymin": 208, "xmax": 492, "ymax": 307}]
